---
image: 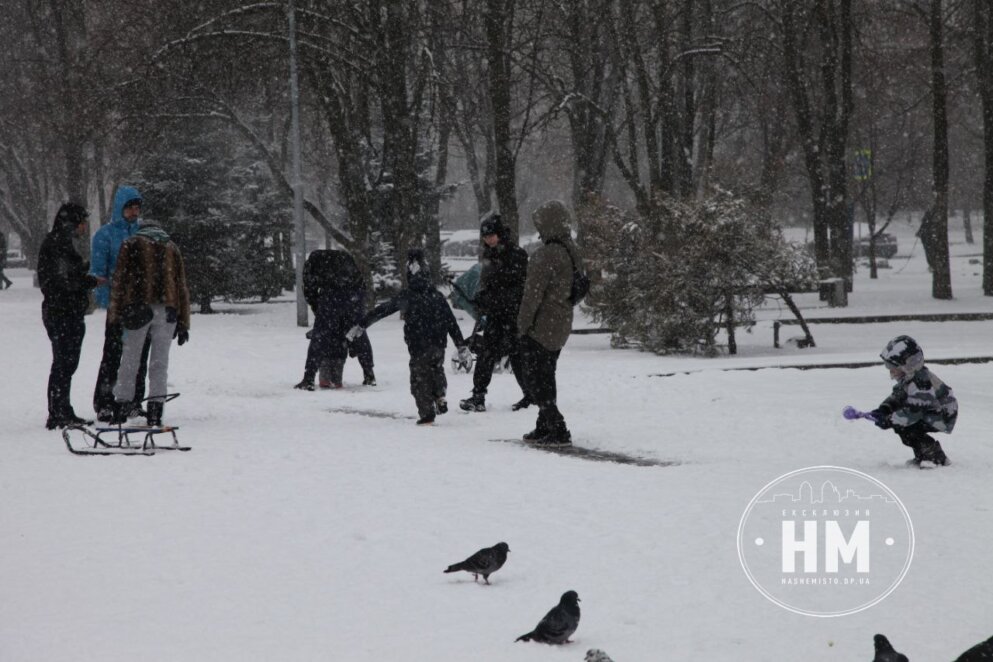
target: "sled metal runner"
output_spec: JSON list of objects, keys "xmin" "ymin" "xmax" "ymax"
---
[
  {"xmin": 63, "ymin": 424, "xmax": 189, "ymax": 456},
  {"xmin": 61, "ymin": 393, "xmax": 188, "ymax": 456}
]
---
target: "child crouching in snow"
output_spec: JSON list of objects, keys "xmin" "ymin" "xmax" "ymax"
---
[
  {"xmin": 347, "ymin": 250, "xmax": 472, "ymax": 425},
  {"xmin": 870, "ymin": 335, "xmax": 957, "ymax": 466}
]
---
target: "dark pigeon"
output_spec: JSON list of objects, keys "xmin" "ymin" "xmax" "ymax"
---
[
  {"xmin": 515, "ymin": 590, "xmax": 581, "ymax": 644},
  {"xmin": 955, "ymin": 635, "xmax": 993, "ymax": 661},
  {"xmin": 873, "ymin": 634, "xmax": 909, "ymax": 662},
  {"xmin": 443, "ymin": 542, "xmax": 509, "ymax": 584}
]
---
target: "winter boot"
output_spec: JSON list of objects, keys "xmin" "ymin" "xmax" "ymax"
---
[
  {"xmin": 45, "ymin": 415, "xmax": 67, "ymax": 430},
  {"xmin": 128, "ymin": 404, "xmax": 148, "ymax": 419},
  {"xmin": 294, "ymin": 379, "xmax": 315, "ymax": 391},
  {"xmin": 435, "ymin": 397, "xmax": 448, "ymax": 415},
  {"xmin": 905, "ymin": 444, "xmax": 925, "ymax": 467},
  {"xmin": 511, "ymin": 396, "xmax": 532, "ymax": 411},
  {"xmin": 362, "ymin": 371, "xmax": 377, "ymax": 386},
  {"xmin": 65, "ymin": 412, "xmax": 93, "ymax": 427},
  {"xmin": 459, "ymin": 393, "xmax": 486, "ymax": 412},
  {"xmin": 534, "ymin": 428, "xmax": 572, "ymax": 447},
  {"xmin": 96, "ymin": 406, "xmax": 114, "ymax": 423},
  {"xmin": 522, "ymin": 428, "xmax": 548, "ymax": 442},
  {"xmin": 920, "ymin": 438, "xmax": 950, "ymax": 466},
  {"xmin": 109, "ymin": 402, "xmax": 129, "ymax": 425},
  {"xmin": 146, "ymin": 402, "xmax": 164, "ymax": 428},
  {"xmin": 416, "ymin": 414, "xmax": 436, "ymax": 426}
]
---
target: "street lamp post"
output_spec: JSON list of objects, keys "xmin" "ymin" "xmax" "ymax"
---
[{"xmin": 288, "ymin": 0, "xmax": 307, "ymax": 327}]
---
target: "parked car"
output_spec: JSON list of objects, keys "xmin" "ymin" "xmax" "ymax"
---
[
  {"xmin": 5, "ymin": 248, "xmax": 27, "ymax": 268},
  {"xmin": 854, "ymin": 233, "xmax": 898, "ymax": 259}
]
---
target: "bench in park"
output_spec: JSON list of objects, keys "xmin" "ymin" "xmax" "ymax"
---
[{"xmin": 773, "ymin": 312, "xmax": 993, "ymax": 348}]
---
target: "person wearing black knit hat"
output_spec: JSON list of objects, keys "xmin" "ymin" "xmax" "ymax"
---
[
  {"xmin": 37, "ymin": 203, "xmax": 104, "ymax": 429},
  {"xmin": 458, "ymin": 213, "xmax": 531, "ymax": 413},
  {"xmin": 0, "ymin": 231, "xmax": 13, "ymax": 290}
]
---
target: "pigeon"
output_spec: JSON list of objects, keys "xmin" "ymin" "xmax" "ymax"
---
[
  {"xmin": 873, "ymin": 634, "xmax": 909, "ymax": 662},
  {"xmin": 515, "ymin": 590, "xmax": 581, "ymax": 644},
  {"xmin": 954, "ymin": 635, "xmax": 993, "ymax": 661},
  {"xmin": 443, "ymin": 542, "xmax": 509, "ymax": 584},
  {"xmin": 585, "ymin": 649, "xmax": 615, "ymax": 662}
]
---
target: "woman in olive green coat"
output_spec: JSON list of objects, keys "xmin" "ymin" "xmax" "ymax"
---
[{"xmin": 516, "ymin": 200, "xmax": 582, "ymax": 446}]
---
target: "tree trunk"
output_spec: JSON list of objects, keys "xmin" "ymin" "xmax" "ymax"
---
[
  {"xmin": 780, "ymin": 0, "xmax": 854, "ymax": 288},
  {"xmin": 974, "ymin": 0, "xmax": 993, "ymax": 295},
  {"xmin": 781, "ymin": 3, "xmax": 830, "ymax": 274},
  {"xmin": 426, "ymin": 118, "xmax": 452, "ymax": 283},
  {"xmin": 486, "ymin": 0, "xmax": 520, "ymax": 237},
  {"xmin": 780, "ymin": 291, "xmax": 816, "ymax": 348},
  {"xmin": 724, "ymin": 295, "xmax": 736, "ymax": 355},
  {"xmin": 928, "ymin": 0, "xmax": 953, "ymax": 299}
]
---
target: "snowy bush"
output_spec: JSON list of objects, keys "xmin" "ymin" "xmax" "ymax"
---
[{"xmin": 584, "ymin": 190, "xmax": 816, "ymax": 355}]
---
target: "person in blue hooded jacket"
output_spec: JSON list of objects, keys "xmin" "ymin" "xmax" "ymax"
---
[{"xmin": 90, "ymin": 185, "xmax": 150, "ymax": 421}]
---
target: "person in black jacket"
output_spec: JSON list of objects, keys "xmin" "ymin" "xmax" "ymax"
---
[
  {"xmin": 459, "ymin": 214, "xmax": 530, "ymax": 413},
  {"xmin": 348, "ymin": 250, "xmax": 472, "ymax": 425},
  {"xmin": 37, "ymin": 203, "xmax": 103, "ymax": 429},
  {"xmin": 302, "ymin": 249, "xmax": 376, "ymax": 387},
  {"xmin": 0, "ymin": 231, "xmax": 13, "ymax": 290},
  {"xmin": 295, "ymin": 251, "xmax": 366, "ymax": 391}
]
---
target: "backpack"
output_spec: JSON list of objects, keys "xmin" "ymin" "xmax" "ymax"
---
[{"xmin": 547, "ymin": 239, "xmax": 589, "ymax": 306}]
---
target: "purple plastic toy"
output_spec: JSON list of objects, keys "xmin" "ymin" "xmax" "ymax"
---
[{"xmin": 842, "ymin": 405, "xmax": 877, "ymax": 422}]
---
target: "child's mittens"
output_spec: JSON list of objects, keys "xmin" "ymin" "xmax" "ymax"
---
[
  {"xmin": 346, "ymin": 325, "xmax": 365, "ymax": 342},
  {"xmin": 456, "ymin": 345, "xmax": 473, "ymax": 371},
  {"xmin": 869, "ymin": 409, "xmax": 892, "ymax": 429}
]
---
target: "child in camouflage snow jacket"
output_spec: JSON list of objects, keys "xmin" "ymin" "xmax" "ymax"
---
[{"xmin": 871, "ymin": 335, "xmax": 957, "ymax": 466}]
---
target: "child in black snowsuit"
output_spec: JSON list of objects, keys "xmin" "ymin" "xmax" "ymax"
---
[
  {"xmin": 348, "ymin": 250, "xmax": 472, "ymax": 425},
  {"xmin": 870, "ymin": 335, "xmax": 957, "ymax": 466}
]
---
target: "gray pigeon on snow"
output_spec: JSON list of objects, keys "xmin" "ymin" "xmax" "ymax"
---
[
  {"xmin": 873, "ymin": 634, "xmax": 909, "ymax": 662},
  {"xmin": 443, "ymin": 542, "xmax": 509, "ymax": 584},
  {"xmin": 585, "ymin": 649, "xmax": 615, "ymax": 662},
  {"xmin": 955, "ymin": 635, "xmax": 993, "ymax": 661},
  {"xmin": 516, "ymin": 590, "xmax": 581, "ymax": 644}
]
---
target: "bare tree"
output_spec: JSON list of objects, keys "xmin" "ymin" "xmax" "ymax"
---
[
  {"xmin": 973, "ymin": 0, "xmax": 993, "ymax": 294},
  {"xmin": 777, "ymin": 0, "xmax": 855, "ymax": 288}
]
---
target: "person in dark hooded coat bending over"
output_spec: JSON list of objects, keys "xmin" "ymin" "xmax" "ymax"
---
[{"xmin": 295, "ymin": 250, "xmax": 366, "ymax": 391}]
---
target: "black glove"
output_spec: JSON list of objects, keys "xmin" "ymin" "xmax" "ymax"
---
[
  {"xmin": 174, "ymin": 323, "xmax": 189, "ymax": 346},
  {"xmin": 870, "ymin": 409, "xmax": 891, "ymax": 429}
]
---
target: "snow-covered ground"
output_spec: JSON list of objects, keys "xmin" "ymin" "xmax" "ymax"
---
[{"xmin": 2, "ymin": 219, "xmax": 992, "ymax": 661}]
